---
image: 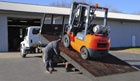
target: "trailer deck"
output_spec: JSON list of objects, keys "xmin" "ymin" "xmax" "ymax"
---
[{"xmin": 40, "ymin": 34, "xmax": 140, "ymax": 81}]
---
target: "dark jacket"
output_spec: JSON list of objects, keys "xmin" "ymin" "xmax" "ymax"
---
[{"xmin": 44, "ymin": 40, "xmax": 60, "ymax": 60}]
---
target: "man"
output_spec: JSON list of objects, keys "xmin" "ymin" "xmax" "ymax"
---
[{"xmin": 44, "ymin": 39, "xmax": 61, "ymax": 74}]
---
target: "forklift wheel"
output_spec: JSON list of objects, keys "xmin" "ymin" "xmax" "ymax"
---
[
  {"xmin": 81, "ymin": 47, "xmax": 89, "ymax": 60},
  {"xmin": 63, "ymin": 34, "xmax": 70, "ymax": 48}
]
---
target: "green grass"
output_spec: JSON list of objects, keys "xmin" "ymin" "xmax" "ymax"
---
[
  {"xmin": 130, "ymin": 48, "xmax": 140, "ymax": 50},
  {"xmin": 110, "ymin": 47, "xmax": 140, "ymax": 51}
]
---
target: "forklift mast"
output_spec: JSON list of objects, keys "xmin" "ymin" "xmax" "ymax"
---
[
  {"xmin": 67, "ymin": 2, "xmax": 109, "ymax": 37},
  {"xmin": 68, "ymin": 2, "xmax": 90, "ymax": 35}
]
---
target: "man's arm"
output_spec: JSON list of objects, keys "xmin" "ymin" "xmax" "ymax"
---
[
  {"xmin": 53, "ymin": 42, "xmax": 60, "ymax": 56},
  {"xmin": 53, "ymin": 48, "xmax": 58, "ymax": 55}
]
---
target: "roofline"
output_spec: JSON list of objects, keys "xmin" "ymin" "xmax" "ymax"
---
[
  {"xmin": 0, "ymin": 9, "xmax": 69, "ymax": 16},
  {"xmin": 1, "ymin": 1, "xmax": 140, "ymax": 21}
]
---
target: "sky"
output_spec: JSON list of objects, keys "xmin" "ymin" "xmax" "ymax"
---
[{"xmin": 0, "ymin": 0, "xmax": 140, "ymax": 14}]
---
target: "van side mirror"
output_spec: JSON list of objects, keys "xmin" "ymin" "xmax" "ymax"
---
[{"xmin": 20, "ymin": 29, "xmax": 23, "ymax": 38}]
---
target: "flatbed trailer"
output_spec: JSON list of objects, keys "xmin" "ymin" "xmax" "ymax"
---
[{"xmin": 39, "ymin": 34, "xmax": 140, "ymax": 81}]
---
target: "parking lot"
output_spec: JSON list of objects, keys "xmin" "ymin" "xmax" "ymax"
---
[
  {"xmin": 0, "ymin": 52, "xmax": 91, "ymax": 81},
  {"xmin": 0, "ymin": 52, "xmax": 139, "ymax": 81}
]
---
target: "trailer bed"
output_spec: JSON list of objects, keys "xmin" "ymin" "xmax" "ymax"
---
[
  {"xmin": 59, "ymin": 45, "xmax": 138, "ymax": 77},
  {"xmin": 40, "ymin": 34, "xmax": 139, "ymax": 81}
]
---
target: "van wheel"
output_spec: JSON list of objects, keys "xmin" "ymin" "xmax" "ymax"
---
[
  {"xmin": 20, "ymin": 46, "xmax": 26, "ymax": 58},
  {"xmin": 63, "ymin": 34, "xmax": 70, "ymax": 48},
  {"xmin": 81, "ymin": 47, "xmax": 89, "ymax": 60},
  {"xmin": 22, "ymin": 54, "xmax": 26, "ymax": 58},
  {"xmin": 42, "ymin": 53, "xmax": 45, "ymax": 64}
]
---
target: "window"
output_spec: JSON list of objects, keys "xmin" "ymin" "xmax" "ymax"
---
[{"xmin": 32, "ymin": 28, "xmax": 40, "ymax": 34}]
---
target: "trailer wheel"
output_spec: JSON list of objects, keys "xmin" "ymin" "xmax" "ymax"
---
[
  {"xmin": 63, "ymin": 34, "xmax": 70, "ymax": 48},
  {"xmin": 81, "ymin": 47, "xmax": 89, "ymax": 60}
]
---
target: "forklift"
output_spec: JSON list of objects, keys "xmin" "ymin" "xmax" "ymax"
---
[{"xmin": 62, "ymin": 2, "xmax": 111, "ymax": 60}]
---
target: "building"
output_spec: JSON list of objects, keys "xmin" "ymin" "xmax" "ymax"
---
[{"xmin": 0, "ymin": 1, "xmax": 140, "ymax": 52}]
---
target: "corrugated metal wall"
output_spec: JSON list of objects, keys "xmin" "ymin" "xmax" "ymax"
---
[
  {"xmin": 109, "ymin": 20, "xmax": 140, "ymax": 47},
  {"xmin": 0, "ymin": 15, "xmax": 8, "ymax": 52}
]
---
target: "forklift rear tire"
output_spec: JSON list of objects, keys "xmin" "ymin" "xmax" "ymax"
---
[
  {"xmin": 81, "ymin": 47, "xmax": 89, "ymax": 60},
  {"xmin": 63, "ymin": 34, "xmax": 70, "ymax": 48}
]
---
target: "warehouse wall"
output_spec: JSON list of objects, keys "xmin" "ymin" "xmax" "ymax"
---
[
  {"xmin": 0, "ymin": 14, "xmax": 8, "ymax": 52},
  {"xmin": 0, "ymin": 11, "xmax": 140, "ymax": 52},
  {"xmin": 109, "ymin": 20, "xmax": 140, "ymax": 47}
]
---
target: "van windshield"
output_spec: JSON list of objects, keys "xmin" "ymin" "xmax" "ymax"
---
[{"xmin": 32, "ymin": 28, "xmax": 40, "ymax": 34}]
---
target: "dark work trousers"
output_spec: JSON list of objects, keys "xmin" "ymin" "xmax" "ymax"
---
[{"xmin": 44, "ymin": 49, "xmax": 55, "ymax": 70}]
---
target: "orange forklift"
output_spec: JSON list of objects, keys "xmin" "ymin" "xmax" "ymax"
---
[{"xmin": 62, "ymin": 2, "xmax": 111, "ymax": 60}]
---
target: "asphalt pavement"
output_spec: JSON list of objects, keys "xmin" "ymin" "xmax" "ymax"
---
[
  {"xmin": 0, "ymin": 52, "xmax": 139, "ymax": 81},
  {"xmin": 0, "ymin": 52, "xmax": 91, "ymax": 81},
  {"xmin": 110, "ymin": 51, "xmax": 140, "ymax": 69}
]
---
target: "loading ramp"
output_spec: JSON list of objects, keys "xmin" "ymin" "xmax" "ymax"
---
[{"xmin": 40, "ymin": 34, "xmax": 140, "ymax": 81}]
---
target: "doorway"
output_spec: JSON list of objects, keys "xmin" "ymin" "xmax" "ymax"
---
[{"xmin": 8, "ymin": 17, "xmax": 41, "ymax": 51}]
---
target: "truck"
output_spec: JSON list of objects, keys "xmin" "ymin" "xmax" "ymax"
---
[{"xmin": 20, "ymin": 26, "xmax": 47, "ymax": 58}]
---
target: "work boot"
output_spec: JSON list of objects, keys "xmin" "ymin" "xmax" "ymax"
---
[
  {"xmin": 45, "ymin": 70, "xmax": 51, "ymax": 74},
  {"xmin": 52, "ymin": 68, "xmax": 57, "ymax": 71},
  {"xmin": 45, "ymin": 69, "xmax": 51, "ymax": 74}
]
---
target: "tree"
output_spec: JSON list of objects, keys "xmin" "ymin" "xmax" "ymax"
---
[
  {"xmin": 49, "ymin": 1, "xmax": 71, "ymax": 8},
  {"xmin": 49, "ymin": 0, "xmax": 93, "ymax": 8},
  {"xmin": 109, "ymin": 8, "xmax": 122, "ymax": 13},
  {"xmin": 133, "ymin": 11, "xmax": 140, "ymax": 15},
  {"xmin": 104, "ymin": 5, "xmax": 122, "ymax": 13},
  {"xmin": 49, "ymin": 1, "xmax": 122, "ymax": 13}
]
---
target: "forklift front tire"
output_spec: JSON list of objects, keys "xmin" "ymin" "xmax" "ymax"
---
[{"xmin": 81, "ymin": 47, "xmax": 89, "ymax": 60}]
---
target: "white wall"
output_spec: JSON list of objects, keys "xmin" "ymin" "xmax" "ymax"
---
[
  {"xmin": 0, "ymin": 15, "xmax": 8, "ymax": 52},
  {"xmin": 109, "ymin": 20, "xmax": 140, "ymax": 47}
]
